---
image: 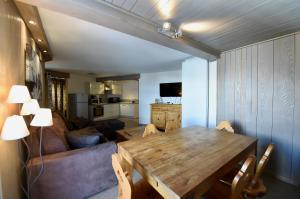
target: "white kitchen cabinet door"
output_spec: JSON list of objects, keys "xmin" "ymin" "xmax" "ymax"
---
[
  {"xmin": 90, "ymin": 82, "xmax": 104, "ymax": 94},
  {"xmin": 112, "ymin": 83, "xmax": 122, "ymax": 95},
  {"xmin": 111, "ymin": 104, "xmax": 120, "ymax": 117},
  {"xmin": 120, "ymin": 104, "xmax": 135, "ymax": 117},
  {"xmin": 120, "ymin": 104, "xmax": 128, "ymax": 116},
  {"xmin": 104, "ymin": 104, "xmax": 120, "ymax": 118}
]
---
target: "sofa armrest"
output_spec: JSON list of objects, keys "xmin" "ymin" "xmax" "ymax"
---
[{"xmin": 28, "ymin": 142, "xmax": 117, "ymax": 199}]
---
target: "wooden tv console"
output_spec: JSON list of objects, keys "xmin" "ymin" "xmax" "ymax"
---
[{"xmin": 151, "ymin": 103, "xmax": 181, "ymax": 130}]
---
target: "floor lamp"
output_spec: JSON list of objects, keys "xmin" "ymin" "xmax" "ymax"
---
[
  {"xmin": 4, "ymin": 85, "xmax": 32, "ymax": 198},
  {"xmin": 30, "ymin": 108, "xmax": 53, "ymax": 187},
  {"xmin": 20, "ymin": 98, "xmax": 40, "ymax": 197},
  {"xmin": 0, "ymin": 115, "xmax": 30, "ymax": 197}
]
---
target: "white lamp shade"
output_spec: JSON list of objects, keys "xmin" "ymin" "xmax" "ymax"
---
[
  {"xmin": 30, "ymin": 108, "xmax": 53, "ymax": 127},
  {"xmin": 0, "ymin": 115, "xmax": 30, "ymax": 140},
  {"xmin": 7, "ymin": 85, "xmax": 31, "ymax": 103},
  {"xmin": 20, "ymin": 99, "xmax": 40, "ymax": 116}
]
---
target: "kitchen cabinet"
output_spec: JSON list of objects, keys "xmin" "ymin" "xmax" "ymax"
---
[
  {"xmin": 90, "ymin": 82, "xmax": 104, "ymax": 94},
  {"xmin": 111, "ymin": 83, "xmax": 122, "ymax": 95},
  {"xmin": 103, "ymin": 104, "xmax": 120, "ymax": 118},
  {"xmin": 120, "ymin": 103, "xmax": 138, "ymax": 118}
]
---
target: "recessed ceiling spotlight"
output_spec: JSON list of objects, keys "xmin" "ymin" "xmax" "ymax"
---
[
  {"xmin": 28, "ymin": 20, "xmax": 36, "ymax": 25},
  {"xmin": 37, "ymin": 38, "xmax": 42, "ymax": 42},
  {"xmin": 162, "ymin": 22, "xmax": 171, "ymax": 31},
  {"xmin": 180, "ymin": 22, "xmax": 211, "ymax": 32},
  {"xmin": 158, "ymin": 22, "xmax": 182, "ymax": 39},
  {"xmin": 43, "ymin": 50, "xmax": 47, "ymax": 53}
]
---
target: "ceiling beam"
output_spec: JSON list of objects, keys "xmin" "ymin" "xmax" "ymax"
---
[
  {"xmin": 17, "ymin": 0, "xmax": 219, "ymax": 60},
  {"xmin": 14, "ymin": 1, "xmax": 52, "ymax": 61},
  {"xmin": 46, "ymin": 70, "xmax": 70, "ymax": 79},
  {"xmin": 96, "ymin": 74, "xmax": 140, "ymax": 82}
]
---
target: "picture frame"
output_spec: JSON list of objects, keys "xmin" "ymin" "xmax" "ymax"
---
[{"xmin": 25, "ymin": 42, "xmax": 43, "ymax": 103}]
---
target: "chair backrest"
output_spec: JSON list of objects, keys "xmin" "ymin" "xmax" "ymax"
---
[
  {"xmin": 143, "ymin": 124, "xmax": 160, "ymax": 138},
  {"xmin": 165, "ymin": 120, "xmax": 179, "ymax": 133},
  {"xmin": 252, "ymin": 144, "xmax": 274, "ymax": 186},
  {"xmin": 216, "ymin": 121, "xmax": 235, "ymax": 133},
  {"xmin": 231, "ymin": 156, "xmax": 256, "ymax": 199},
  {"xmin": 112, "ymin": 153, "xmax": 132, "ymax": 199}
]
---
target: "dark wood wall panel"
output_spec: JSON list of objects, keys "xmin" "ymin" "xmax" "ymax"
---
[
  {"xmin": 257, "ymin": 41, "xmax": 274, "ymax": 158},
  {"xmin": 272, "ymin": 36, "xmax": 295, "ymax": 180},
  {"xmin": 217, "ymin": 33, "xmax": 300, "ymax": 185},
  {"xmin": 293, "ymin": 34, "xmax": 300, "ymax": 182}
]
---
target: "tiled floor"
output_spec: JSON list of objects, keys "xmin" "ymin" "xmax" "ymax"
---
[{"xmin": 89, "ymin": 173, "xmax": 300, "ymax": 199}]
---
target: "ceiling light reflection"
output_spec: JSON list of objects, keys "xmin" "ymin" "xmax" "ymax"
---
[
  {"xmin": 158, "ymin": 0, "xmax": 172, "ymax": 18},
  {"xmin": 180, "ymin": 22, "xmax": 211, "ymax": 32}
]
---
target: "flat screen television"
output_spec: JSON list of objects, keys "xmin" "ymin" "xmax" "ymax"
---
[{"xmin": 160, "ymin": 82, "xmax": 182, "ymax": 97}]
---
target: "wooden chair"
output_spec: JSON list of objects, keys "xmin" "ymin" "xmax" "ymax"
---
[
  {"xmin": 216, "ymin": 121, "xmax": 235, "ymax": 133},
  {"xmin": 205, "ymin": 156, "xmax": 256, "ymax": 199},
  {"xmin": 112, "ymin": 153, "xmax": 163, "ymax": 199},
  {"xmin": 220, "ymin": 144, "xmax": 274, "ymax": 199},
  {"xmin": 143, "ymin": 124, "xmax": 161, "ymax": 138},
  {"xmin": 165, "ymin": 120, "xmax": 179, "ymax": 133},
  {"xmin": 244, "ymin": 144, "xmax": 275, "ymax": 198}
]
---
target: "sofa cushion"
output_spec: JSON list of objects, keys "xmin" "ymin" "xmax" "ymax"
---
[
  {"xmin": 92, "ymin": 119, "xmax": 125, "ymax": 141},
  {"xmin": 52, "ymin": 113, "xmax": 70, "ymax": 149},
  {"xmin": 53, "ymin": 111, "xmax": 74, "ymax": 130},
  {"xmin": 66, "ymin": 134, "xmax": 99, "ymax": 149},
  {"xmin": 71, "ymin": 117, "xmax": 90, "ymax": 129},
  {"xmin": 66, "ymin": 127, "xmax": 104, "ymax": 149},
  {"xmin": 27, "ymin": 126, "xmax": 42, "ymax": 157},
  {"xmin": 52, "ymin": 112, "xmax": 69, "ymax": 132},
  {"xmin": 38, "ymin": 127, "xmax": 68, "ymax": 155}
]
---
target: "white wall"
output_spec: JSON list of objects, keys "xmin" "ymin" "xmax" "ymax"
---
[
  {"xmin": 119, "ymin": 80, "xmax": 139, "ymax": 100},
  {"xmin": 139, "ymin": 70, "xmax": 182, "ymax": 124},
  {"xmin": 208, "ymin": 61, "xmax": 217, "ymax": 128},
  {"xmin": 68, "ymin": 73, "xmax": 95, "ymax": 94},
  {"xmin": 182, "ymin": 57, "xmax": 208, "ymax": 128}
]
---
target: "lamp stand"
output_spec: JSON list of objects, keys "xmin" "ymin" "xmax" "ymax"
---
[
  {"xmin": 17, "ymin": 138, "xmax": 31, "ymax": 199},
  {"xmin": 30, "ymin": 127, "xmax": 44, "ymax": 187}
]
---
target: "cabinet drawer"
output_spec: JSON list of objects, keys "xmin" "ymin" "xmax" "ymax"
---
[
  {"xmin": 166, "ymin": 112, "xmax": 181, "ymax": 128},
  {"xmin": 166, "ymin": 112, "xmax": 181, "ymax": 121},
  {"xmin": 151, "ymin": 111, "xmax": 165, "ymax": 128}
]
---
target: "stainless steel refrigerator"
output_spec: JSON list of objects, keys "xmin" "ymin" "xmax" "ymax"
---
[{"xmin": 68, "ymin": 93, "xmax": 89, "ymax": 119}]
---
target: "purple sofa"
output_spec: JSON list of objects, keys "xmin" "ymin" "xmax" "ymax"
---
[{"xmin": 27, "ymin": 112, "xmax": 118, "ymax": 199}]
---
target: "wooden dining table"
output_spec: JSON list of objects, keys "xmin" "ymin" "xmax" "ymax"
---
[{"xmin": 117, "ymin": 126, "xmax": 257, "ymax": 199}]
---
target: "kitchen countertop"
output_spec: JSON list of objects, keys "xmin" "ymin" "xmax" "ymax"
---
[
  {"xmin": 119, "ymin": 102, "xmax": 139, "ymax": 104},
  {"xmin": 90, "ymin": 102, "xmax": 139, "ymax": 106}
]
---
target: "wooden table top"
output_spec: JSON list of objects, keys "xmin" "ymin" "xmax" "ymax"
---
[
  {"xmin": 118, "ymin": 126, "xmax": 257, "ymax": 199},
  {"xmin": 117, "ymin": 126, "xmax": 145, "ymax": 140}
]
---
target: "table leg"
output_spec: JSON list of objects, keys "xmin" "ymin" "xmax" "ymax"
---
[{"xmin": 119, "ymin": 152, "xmax": 134, "ymax": 187}]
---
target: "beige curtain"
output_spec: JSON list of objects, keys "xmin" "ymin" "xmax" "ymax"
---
[{"xmin": 47, "ymin": 74, "xmax": 68, "ymax": 117}]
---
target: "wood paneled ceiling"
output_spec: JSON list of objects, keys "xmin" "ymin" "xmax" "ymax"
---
[
  {"xmin": 15, "ymin": 1, "xmax": 52, "ymax": 61},
  {"xmin": 100, "ymin": 0, "xmax": 300, "ymax": 51}
]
